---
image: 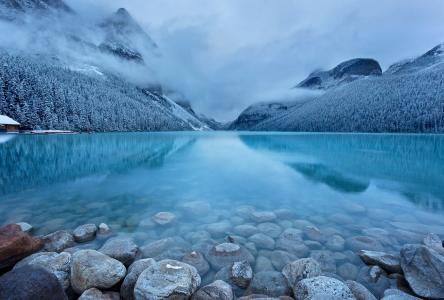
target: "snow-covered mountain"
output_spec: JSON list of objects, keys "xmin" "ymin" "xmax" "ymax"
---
[
  {"xmin": 99, "ymin": 8, "xmax": 158, "ymax": 62},
  {"xmin": 175, "ymin": 100, "xmax": 222, "ymax": 130},
  {"xmin": 228, "ymin": 99, "xmax": 312, "ymax": 130},
  {"xmin": 385, "ymin": 43, "xmax": 444, "ymax": 75},
  {"xmin": 231, "ymin": 44, "xmax": 444, "ymax": 133},
  {"xmin": 296, "ymin": 58, "xmax": 382, "ymax": 90},
  {"xmin": 0, "ymin": 0, "xmax": 213, "ymax": 131}
]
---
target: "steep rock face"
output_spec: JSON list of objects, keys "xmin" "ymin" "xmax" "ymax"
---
[
  {"xmin": 386, "ymin": 43, "xmax": 444, "ymax": 75},
  {"xmin": 99, "ymin": 8, "xmax": 157, "ymax": 62},
  {"xmin": 296, "ymin": 58, "xmax": 382, "ymax": 90}
]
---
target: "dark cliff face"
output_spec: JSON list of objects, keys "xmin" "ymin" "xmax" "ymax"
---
[{"xmin": 296, "ymin": 58, "xmax": 382, "ymax": 90}]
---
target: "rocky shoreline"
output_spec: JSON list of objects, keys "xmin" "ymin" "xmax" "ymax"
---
[{"xmin": 1, "ymin": 207, "xmax": 443, "ymax": 300}]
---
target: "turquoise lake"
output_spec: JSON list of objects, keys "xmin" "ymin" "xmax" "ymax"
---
[{"xmin": 0, "ymin": 132, "xmax": 444, "ymax": 292}]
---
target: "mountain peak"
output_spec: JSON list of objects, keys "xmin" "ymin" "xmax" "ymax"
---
[
  {"xmin": 296, "ymin": 58, "xmax": 382, "ymax": 90},
  {"xmin": 0, "ymin": 0, "xmax": 72, "ymax": 19},
  {"xmin": 386, "ymin": 43, "xmax": 444, "ymax": 75}
]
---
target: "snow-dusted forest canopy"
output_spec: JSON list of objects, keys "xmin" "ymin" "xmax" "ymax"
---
[
  {"xmin": 0, "ymin": 53, "xmax": 192, "ymax": 131},
  {"xmin": 249, "ymin": 63, "xmax": 444, "ymax": 133}
]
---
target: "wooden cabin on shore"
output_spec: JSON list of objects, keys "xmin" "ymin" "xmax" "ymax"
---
[{"xmin": 0, "ymin": 115, "xmax": 20, "ymax": 133}]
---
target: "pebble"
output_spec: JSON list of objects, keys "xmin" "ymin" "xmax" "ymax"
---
[{"xmin": 152, "ymin": 212, "xmax": 176, "ymax": 225}]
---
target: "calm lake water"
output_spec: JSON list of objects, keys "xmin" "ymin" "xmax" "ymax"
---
[{"xmin": 1, "ymin": 132, "xmax": 444, "ymax": 292}]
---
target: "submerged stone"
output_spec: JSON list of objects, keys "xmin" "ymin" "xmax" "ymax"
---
[
  {"xmin": 206, "ymin": 243, "xmax": 254, "ymax": 269},
  {"xmin": 43, "ymin": 230, "xmax": 75, "ymax": 253},
  {"xmin": 73, "ymin": 224, "xmax": 97, "ymax": 243},
  {"xmin": 247, "ymin": 271, "xmax": 291, "ymax": 297},
  {"xmin": 282, "ymin": 258, "xmax": 322, "ymax": 287},
  {"xmin": 191, "ymin": 280, "xmax": 233, "ymax": 300}
]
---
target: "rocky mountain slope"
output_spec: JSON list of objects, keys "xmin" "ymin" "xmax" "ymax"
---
[
  {"xmin": 296, "ymin": 58, "xmax": 382, "ymax": 90},
  {"xmin": 0, "ymin": 0, "xmax": 212, "ymax": 131},
  {"xmin": 231, "ymin": 45, "xmax": 444, "ymax": 133}
]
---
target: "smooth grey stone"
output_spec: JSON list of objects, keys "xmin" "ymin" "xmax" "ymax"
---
[
  {"xmin": 310, "ymin": 250, "xmax": 337, "ymax": 273},
  {"xmin": 400, "ymin": 244, "xmax": 444, "ymax": 299},
  {"xmin": 120, "ymin": 258, "xmax": 156, "ymax": 300},
  {"xmin": 346, "ymin": 236, "xmax": 384, "ymax": 252},
  {"xmin": 206, "ymin": 243, "xmax": 254, "ymax": 269},
  {"xmin": 139, "ymin": 237, "xmax": 189, "ymax": 259},
  {"xmin": 326, "ymin": 235, "xmax": 345, "ymax": 251},
  {"xmin": 247, "ymin": 271, "xmax": 291, "ymax": 297},
  {"xmin": 294, "ymin": 276, "xmax": 355, "ymax": 300},
  {"xmin": 182, "ymin": 251, "xmax": 210, "ymax": 276},
  {"xmin": 255, "ymin": 256, "xmax": 275, "ymax": 272},
  {"xmin": 99, "ymin": 237, "xmax": 138, "ymax": 266},
  {"xmin": 98, "ymin": 223, "xmax": 111, "ymax": 235},
  {"xmin": 0, "ymin": 265, "xmax": 67, "ymax": 300},
  {"xmin": 249, "ymin": 233, "xmax": 275, "ymax": 250},
  {"xmin": 337, "ymin": 263, "xmax": 359, "ymax": 281},
  {"xmin": 192, "ymin": 280, "xmax": 233, "ymax": 300},
  {"xmin": 70, "ymin": 250, "xmax": 126, "ymax": 294},
  {"xmin": 381, "ymin": 288, "xmax": 421, "ymax": 300},
  {"xmin": 231, "ymin": 260, "xmax": 253, "ymax": 289},
  {"xmin": 358, "ymin": 250, "xmax": 401, "ymax": 274},
  {"xmin": 282, "ymin": 258, "xmax": 322, "ymax": 287},
  {"xmin": 79, "ymin": 288, "xmax": 120, "ymax": 300},
  {"xmin": 234, "ymin": 224, "xmax": 260, "ymax": 237},
  {"xmin": 270, "ymin": 250, "xmax": 297, "ymax": 270},
  {"xmin": 257, "ymin": 223, "xmax": 282, "ymax": 238},
  {"xmin": 134, "ymin": 259, "xmax": 201, "ymax": 300},
  {"xmin": 43, "ymin": 230, "xmax": 75, "ymax": 252},
  {"xmin": 250, "ymin": 211, "xmax": 277, "ymax": 223},
  {"xmin": 14, "ymin": 251, "xmax": 71, "ymax": 290},
  {"xmin": 303, "ymin": 225, "xmax": 322, "ymax": 241},
  {"xmin": 152, "ymin": 212, "xmax": 176, "ymax": 225},
  {"xmin": 73, "ymin": 224, "xmax": 97, "ymax": 243},
  {"xmin": 206, "ymin": 222, "xmax": 232, "ymax": 237},
  {"xmin": 345, "ymin": 280, "xmax": 376, "ymax": 300}
]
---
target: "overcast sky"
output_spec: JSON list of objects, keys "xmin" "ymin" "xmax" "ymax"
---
[{"xmin": 67, "ymin": 0, "xmax": 444, "ymax": 121}]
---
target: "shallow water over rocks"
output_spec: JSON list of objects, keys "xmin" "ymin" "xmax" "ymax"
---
[{"xmin": 1, "ymin": 132, "xmax": 444, "ymax": 298}]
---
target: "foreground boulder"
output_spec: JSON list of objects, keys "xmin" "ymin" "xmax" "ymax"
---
[
  {"xmin": 206, "ymin": 243, "xmax": 254, "ymax": 269},
  {"xmin": 134, "ymin": 259, "xmax": 201, "ymax": 300},
  {"xmin": 99, "ymin": 237, "xmax": 138, "ymax": 266},
  {"xmin": 345, "ymin": 280, "xmax": 376, "ymax": 300},
  {"xmin": 358, "ymin": 250, "xmax": 401, "ymax": 274},
  {"xmin": 400, "ymin": 244, "xmax": 444, "ymax": 299},
  {"xmin": 247, "ymin": 271, "xmax": 291, "ymax": 297},
  {"xmin": 79, "ymin": 288, "xmax": 120, "ymax": 300},
  {"xmin": 294, "ymin": 276, "xmax": 356, "ymax": 300},
  {"xmin": 282, "ymin": 258, "xmax": 321, "ymax": 287},
  {"xmin": 192, "ymin": 280, "xmax": 234, "ymax": 300},
  {"xmin": 43, "ymin": 230, "xmax": 75, "ymax": 252},
  {"xmin": 14, "ymin": 251, "xmax": 72, "ymax": 290},
  {"xmin": 0, "ymin": 265, "xmax": 66, "ymax": 300},
  {"xmin": 381, "ymin": 288, "xmax": 421, "ymax": 300},
  {"xmin": 0, "ymin": 224, "xmax": 43, "ymax": 269},
  {"xmin": 71, "ymin": 250, "xmax": 126, "ymax": 294},
  {"xmin": 120, "ymin": 258, "xmax": 156, "ymax": 300},
  {"xmin": 423, "ymin": 233, "xmax": 444, "ymax": 255}
]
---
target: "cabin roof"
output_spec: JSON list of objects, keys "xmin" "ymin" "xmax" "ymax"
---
[{"xmin": 0, "ymin": 115, "xmax": 20, "ymax": 126}]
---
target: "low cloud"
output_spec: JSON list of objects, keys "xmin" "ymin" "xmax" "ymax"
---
[{"xmin": 30, "ymin": 1, "xmax": 444, "ymax": 120}]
